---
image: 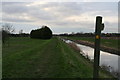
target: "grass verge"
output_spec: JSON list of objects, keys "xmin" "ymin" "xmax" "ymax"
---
[{"xmin": 3, "ymin": 37, "xmax": 114, "ymax": 78}]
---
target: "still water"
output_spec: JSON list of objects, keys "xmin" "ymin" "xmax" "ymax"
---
[{"xmin": 64, "ymin": 39, "xmax": 119, "ymax": 73}]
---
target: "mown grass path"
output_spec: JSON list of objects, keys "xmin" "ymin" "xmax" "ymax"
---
[{"xmin": 3, "ymin": 37, "xmax": 114, "ymax": 78}]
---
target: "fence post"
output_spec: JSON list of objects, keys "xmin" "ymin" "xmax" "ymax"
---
[{"xmin": 93, "ymin": 16, "xmax": 104, "ymax": 79}]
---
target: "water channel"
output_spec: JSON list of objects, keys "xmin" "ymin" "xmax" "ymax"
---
[{"xmin": 63, "ymin": 39, "xmax": 120, "ymax": 76}]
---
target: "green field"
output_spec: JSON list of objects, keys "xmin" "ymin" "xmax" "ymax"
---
[
  {"xmin": 3, "ymin": 37, "xmax": 114, "ymax": 78},
  {"xmin": 66, "ymin": 37, "xmax": 119, "ymax": 49}
]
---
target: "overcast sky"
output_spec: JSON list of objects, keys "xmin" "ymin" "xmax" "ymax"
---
[{"xmin": 1, "ymin": 2, "xmax": 118, "ymax": 34}]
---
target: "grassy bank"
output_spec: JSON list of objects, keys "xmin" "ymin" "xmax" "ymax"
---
[
  {"xmin": 3, "ymin": 37, "xmax": 114, "ymax": 78},
  {"xmin": 65, "ymin": 37, "xmax": 119, "ymax": 50}
]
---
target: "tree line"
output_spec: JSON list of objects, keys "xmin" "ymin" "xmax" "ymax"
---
[{"xmin": 55, "ymin": 32, "xmax": 120, "ymax": 37}]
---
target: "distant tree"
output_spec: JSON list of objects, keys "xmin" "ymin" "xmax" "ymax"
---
[
  {"xmin": 41, "ymin": 26, "xmax": 52, "ymax": 39},
  {"xmin": 19, "ymin": 29, "xmax": 23, "ymax": 34},
  {"xmin": 19, "ymin": 29, "xmax": 23, "ymax": 37},
  {"xmin": 30, "ymin": 26, "xmax": 52, "ymax": 39},
  {"xmin": 2, "ymin": 23, "xmax": 15, "ymax": 45}
]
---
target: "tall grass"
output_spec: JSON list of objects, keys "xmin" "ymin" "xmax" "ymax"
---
[{"xmin": 101, "ymin": 64, "xmax": 120, "ymax": 78}]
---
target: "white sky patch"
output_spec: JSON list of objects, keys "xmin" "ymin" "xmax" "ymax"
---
[
  {"xmin": 25, "ymin": 2, "xmax": 48, "ymax": 7},
  {"xmin": 64, "ymin": 15, "xmax": 94, "ymax": 24},
  {"xmin": 104, "ymin": 16, "xmax": 118, "ymax": 23}
]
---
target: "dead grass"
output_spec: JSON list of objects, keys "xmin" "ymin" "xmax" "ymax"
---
[{"xmin": 68, "ymin": 42, "xmax": 80, "ymax": 52}]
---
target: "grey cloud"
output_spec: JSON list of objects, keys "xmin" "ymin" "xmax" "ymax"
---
[
  {"xmin": 81, "ymin": 2, "xmax": 117, "ymax": 16},
  {"xmin": 82, "ymin": 2, "xmax": 117, "ymax": 12},
  {"xmin": 32, "ymin": 2, "xmax": 83, "ymax": 17},
  {"xmin": 2, "ymin": 12, "xmax": 35, "ymax": 22},
  {"xmin": 1, "ymin": 2, "xmax": 118, "ymax": 33},
  {"xmin": 2, "ymin": 2, "xmax": 30, "ymax": 14},
  {"xmin": 28, "ymin": 9, "xmax": 56, "ymax": 21},
  {"xmin": 2, "ymin": 2, "xmax": 116, "ymax": 22},
  {"xmin": 2, "ymin": 17, "xmax": 34, "ymax": 22}
]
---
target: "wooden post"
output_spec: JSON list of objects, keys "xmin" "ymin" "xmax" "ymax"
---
[{"xmin": 93, "ymin": 16, "xmax": 104, "ymax": 79}]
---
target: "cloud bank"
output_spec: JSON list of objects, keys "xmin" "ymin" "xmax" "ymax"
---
[{"xmin": 1, "ymin": 2, "xmax": 118, "ymax": 33}]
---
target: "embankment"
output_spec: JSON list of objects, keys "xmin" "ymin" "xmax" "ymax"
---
[{"xmin": 63, "ymin": 38, "xmax": 120, "ymax": 56}]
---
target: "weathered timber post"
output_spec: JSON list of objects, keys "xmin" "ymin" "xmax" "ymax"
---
[{"xmin": 93, "ymin": 16, "xmax": 104, "ymax": 79}]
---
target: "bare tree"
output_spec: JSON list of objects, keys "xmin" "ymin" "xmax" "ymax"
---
[
  {"xmin": 2, "ymin": 23, "xmax": 15, "ymax": 45},
  {"xmin": 2, "ymin": 23, "xmax": 15, "ymax": 34}
]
